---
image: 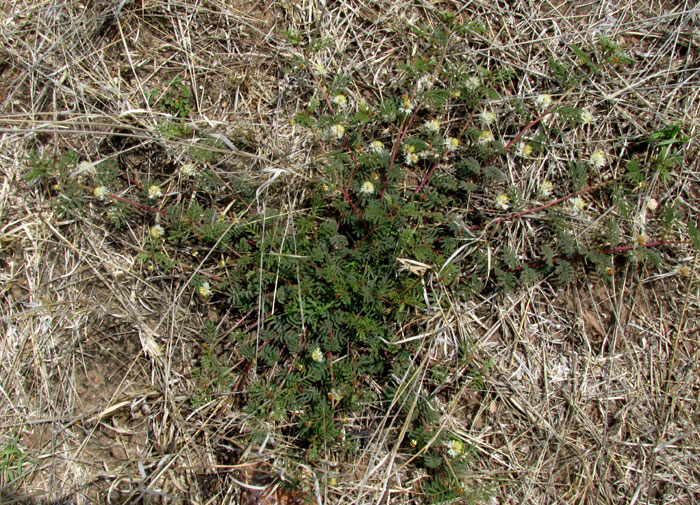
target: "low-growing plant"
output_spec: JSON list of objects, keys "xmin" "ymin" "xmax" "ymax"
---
[{"xmin": 22, "ymin": 20, "xmax": 698, "ymax": 503}]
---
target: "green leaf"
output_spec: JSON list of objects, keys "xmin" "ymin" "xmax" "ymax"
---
[{"xmin": 688, "ymin": 221, "xmax": 700, "ymax": 250}]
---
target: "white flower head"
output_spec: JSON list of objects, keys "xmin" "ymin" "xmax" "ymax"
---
[
  {"xmin": 313, "ymin": 62, "xmax": 328, "ymax": 77},
  {"xmin": 149, "ymin": 224, "xmax": 164, "ymax": 239},
  {"xmin": 93, "ymin": 186, "xmax": 108, "ymax": 201},
  {"xmin": 568, "ymin": 196, "xmax": 586, "ymax": 215},
  {"xmin": 495, "ymin": 194, "xmax": 510, "ymax": 210},
  {"xmin": 465, "ymin": 76, "xmax": 480, "ymax": 90},
  {"xmin": 424, "ymin": 119, "xmax": 440, "ymax": 133},
  {"xmin": 197, "ymin": 281, "xmax": 212, "ymax": 297},
  {"xmin": 332, "ymin": 94, "xmax": 348, "ymax": 109},
  {"xmin": 73, "ymin": 160, "xmax": 97, "ymax": 179},
  {"xmin": 399, "ymin": 94, "xmax": 414, "ymax": 114},
  {"xmin": 416, "ymin": 74, "xmax": 433, "ymax": 92},
  {"xmin": 646, "ymin": 197, "xmax": 658, "ymax": 211},
  {"xmin": 445, "ymin": 137, "xmax": 460, "ymax": 150},
  {"xmin": 589, "ymin": 151, "xmax": 607, "ymax": 169},
  {"xmin": 330, "ymin": 123, "xmax": 345, "ymax": 139},
  {"xmin": 541, "ymin": 112, "xmax": 556, "ymax": 126},
  {"xmin": 360, "ymin": 181, "xmax": 375, "ymax": 194},
  {"xmin": 181, "ymin": 162, "xmax": 196, "ymax": 177},
  {"xmin": 446, "ymin": 439, "xmax": 464, "ymax": 458},
  {"xmin": 478, "ymin": 130, "xmax": 494, "ymax": 145},
  {"xmin": 580, "ymin": 109, "xmax": 594, "ymax": 124},
  {"xmin": 405, "ymin": 152, "xmax": 419, "ymax": 165},
  {"xmin": 536, "ymin": 93, "xmax": 553, "ymax": 109},
  {"xmin": 479, "ymin": 110, "xmax": 496, "ymax": 125},
  {"xmin": 539, "ymin": 180, "xmax": 554, "ymax": 198},
  {"xmin": 515, "ymin": 142, "xmax": 532, "ymax": 158},
  {"xmin": 311, "ymin": 347, "xmax": 324, "ymax": 363},
  {"xmin": 370, "ymin": 140, "xmax": 384, "ymax": 154},
  {"xmin": 147, "ymin": 184, "xmax": 163, "ymax": 200}
]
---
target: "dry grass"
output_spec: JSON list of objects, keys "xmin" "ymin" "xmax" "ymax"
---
[{"xmin": 1, "ymin": 0, "xmax": 699, "ymax": 504}]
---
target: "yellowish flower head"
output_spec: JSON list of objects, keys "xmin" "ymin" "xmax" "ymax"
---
[
  {"xmin": 405, "ymin": 152, "xmax": 419, "ymax": 165},
  {"xmin": 148, "ymin": 184, "xmax": 163, "ymax": 200},
  {"xmin": 515, "ymin": 142, "xmax": 532, "ymax": 158},
  {"xmin": 181, "ymin": 162, "xmax": 196, "ymax": 177},
  {"xmin": 479, "ymin": 110, "xmax": 496, "ymax": 125},
  {"xmin": 197, "ymin": 281, "xmax": 212, "ymax": 297},
  {"xmin": 360, "ymin": 181, "xmax": 375, "ymax": 194},
  {"xmin": 495, "ymin": 194, "xmax": 510, "ymax": 210},
  {"xmin": 445, "ymin": 137, "xmax": 460, "ymax": 150},
  {"xmin": 536, "ymin": 93, "xmax": 553, "ymax": 109},
  {"xmin": 149, "ymin": 225, "xmax": 164, "ymax": 239},
  {"xmin": 589, "ymin": 151, "xmax": 607, "ymax": 169},
  {"xmin": 330, "ymin": 123, "xmax": 345, "ymax": 139},
  {"xmin": 370, "ymin": 140, "xmax": 384, "ymax": 153},
  {"xmin": 424, "ymin": 119, "xmax": 440, "ymax": 132},
  {"xmin": 399, "ymin": 94, "xmax": 414, "ymax": 114},
  {"xmin": 311, "ymin": 347, "xmax": 324, "ymax": 363},
  {"xmin": 446, "ymin": 439, "xmax": 464, "ymax": 458},
  {"xmin": 332, "ymin": 94, "xmax": 348, "ymax": 108},
  {"xmin": 478, "ymin": 130, "xmax": 495, "ymax": 145},
  {"xmin": 569, "ymin": 196, "xmax": 586, "ymax": 215},
  {"xmin": 540, "ymin": 180, "xmax": 554, "ymax": 198},
  {"xmin": 93, "ymin": 186, "xmax": 108, "ymax": 201}
]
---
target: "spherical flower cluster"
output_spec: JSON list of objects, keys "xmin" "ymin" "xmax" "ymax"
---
[
  {"xmin": 181, "ymin": 162, "xmax": 196, "ymax": 177},
  {"xmin": 147, "ymin": 184, "xmax": 163, "ymax": 200},
  {"xmin": 568, "ymin": 196, "xmax": 586, "ymax": 215},
  {"xmin": 403, "ymin": 144, "xmax": 418, "ymax": 165},
  {"xmin": 445, "ymin": 137, "xmax": 460, "ymax": 150},
  {"xmin": 330, "ymin": 123, "xmax": 345, "ymax": 139},
  {"xmin": 424, "ymin": 119, "xmax": 440, "ymax": 132},
  {"xmin": 370, "ymin": 140, "xmax": 384, "ymax": 153},
  {"xmin": 310, "ymin": 347, "xmax": 324, "ymax": 363},
  {"xmin": 399, "ymin": 94, "xmax": 414, "ymax": 114},
  {"xmin": 539, "ymin": 180, "xmax": 554, "ymax": 198},
  {"xmin": 405, "ymin": 152, "xmax": 419, "ymax": 165},
  {"xmin": 580, "ymin": 109, "xmax": 594, "ymax": 124},
  {"xmin": 313, "ymin": 62, "xmax": 327, "ymax": 77},
  {"xmin": 76, "ymin": 161, "xmax": 97, "ymax": 178},
  {"xmin": 478, "ymin": 130, "xmax": 495, "ymax": 145},
  {"xmin": 515, "ymin": 142, "xmax": 532, "ymax": 158},
  {"xmin": 149, "ymin": 224, "xmax": 164, "ymax": 239},
  {"xmin": 450, "ymin": 89, "xmax": 461, "ymax": 99},
  {"xmin": 646, "ymin": 197, "xmax": 659, "ymax": 211},
  {"xmin": 332, "ymin": 94, "xmax": 348, "ymax": 108},
  {"xmin": 93, "ymin": 186, "xmax": 108, "ymax": 201},
  {"xmin": 446, "ymin": 439, "xmax": 464, "ymax": 458},
  {"xmin": 197, "ymin": 281, "xmax": 212, "ymax": 298},
  {"xmin": 536, "ymin": 93, "xmax": 553, "ymax": 109},
  {"xmin": 360, "ymin": 181, "xmax": 375, "ymax": 194},
  {"xmin": 465, "ymin": 76, "xmax": 480, "ymax": 90},
  {"xmin": 589, "ymin": 151, "xmax": 607, "ymax": 169},
  {"xmin": 416, "ymin": 74, "xmax": 432, "ymax": 92},
  {"xmin": 636, "ymin": 233, "xmax": 649, "ymax": 245},
  {"xmin": 495, "ymin": 194, "xmax": 510, "ymax": 210},
  {"xmin": 479, "ymin": 110, "xmax": 496, "ymax": 125}
]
